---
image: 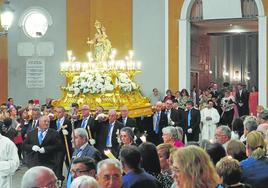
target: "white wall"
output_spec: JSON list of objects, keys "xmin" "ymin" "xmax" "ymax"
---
[
  {"xmin": 7, "ymin": 0, "xmax": 66, "ymax": 105},
  {"xmin": 133, "ymin": 0, "xmax": 166, "ymax": 97}
]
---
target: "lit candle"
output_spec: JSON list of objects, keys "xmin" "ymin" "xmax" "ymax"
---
[{"xmin": 104, "ymin": 149, "xmax": 116, "ymax": 159}]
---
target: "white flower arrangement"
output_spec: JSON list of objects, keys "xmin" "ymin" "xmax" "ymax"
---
[
  {"xmin": 116, "ymin": 73, "xmax": 138, "ymax": 92},
  {"xmin": 66, "ymin": 72, "xmax": 114, "ymax": 95}
]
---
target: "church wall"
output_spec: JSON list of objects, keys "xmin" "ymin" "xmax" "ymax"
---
[
  {"xmin": 133, "ymin": 0, "xmax": 166, "ymax": 97},
  {"xmin": 0, "ymin": 0, "xmax": 7, "ymax": 103},
  {"xmin": 7, "ymin": 0, "xmax": 67, "ymax": 105}
]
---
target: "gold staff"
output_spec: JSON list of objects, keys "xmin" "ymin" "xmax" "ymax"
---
[{"xmin": 61, "ymin": 125, "xmax": 71, "ymax": 164}]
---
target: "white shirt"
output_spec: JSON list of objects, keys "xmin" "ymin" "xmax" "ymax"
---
[{"xmin": 0, "ymin": 134, "xmax": 20, "ymax": 188}]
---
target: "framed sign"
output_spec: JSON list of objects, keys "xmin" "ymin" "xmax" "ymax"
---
[{"xmin": 26, "ymin": 58, "xmax": 45, "ymax": 88}]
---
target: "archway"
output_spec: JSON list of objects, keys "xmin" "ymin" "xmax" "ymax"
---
[{"xmin": 178, "ymin": 0, "xmax": 266, "ymax": 105}]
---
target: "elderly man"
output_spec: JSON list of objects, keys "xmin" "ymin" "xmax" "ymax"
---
[
  {"xmin": 72, "ymin": 128, "xmax": 102, "ymax": 162},
  {"xmin": 96, "ymin": 159, "xmax": 123, "ymax": 188},
  {"xmin": 74, "ymin": 105, "xmax": 95, "ymax": 140},
  {"xmin": 0, "ymin": 132, "xmax": 19, "ymax": 188},
  {"xmin": 21, "ymin": 166, "xmax": 59, "ymax": 188},
  {"xmin": 50, "ymin": 106, "xmax": 73, "ymax": 182},
  {"xmin": 240, "ymin": 118, "xmax": 258, "ymax": 144},
  {"xmin": 215, "ymin": 125, "xmax": 231, "ymax": 149},
  {"xmin": 257, "ymin": 110, "xmax": 268, "ymax": 133},
  {"xmin": 165, "ymin": 99, "xmax": 180, "ymax": 127},
  {"xmin": 146, "ymin": 101, "xmax": 168, "ymax": 145},
  {"xmin": 94, "ymin": 109, "xmax": 123, "ymax": 156},
  {"xmin": 118, "ymin": 106, "xmax": 136, "ymax": 128},
  {"xmin": 23, "ymin": 116, "xmax": 61, "ymax": 177}
]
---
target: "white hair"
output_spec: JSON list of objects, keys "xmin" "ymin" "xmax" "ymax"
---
[
  {"xmin": 71, "ymin": 175, "xmax": 99, "ymax": 188},
  {"xmin": 21, "ymin": 166, "xmax": 55, "ymax": 188},
  {"xmin": 97, "ymin": 159, "xmax": 123, "ymax": 175},
  {"xmin": 75, "ymin": 128, "xmax": 89, "ymax": 141}
]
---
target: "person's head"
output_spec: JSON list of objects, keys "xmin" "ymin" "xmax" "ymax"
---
[
  {"xmin": 185, "ymin": 100, "xmax": 194, "ymax": 110},
  {"xmin": 232, "ymin": 118, "xmax": 244, "ymax": 138},
  {"xmin": 152, "ymin": 88, "xmax": 159, "ymax": 96},
  {"xmin": 120, "ymin": 106, "xmax": 128, "ymax": 118},
  {"xmin": 216, "ymin": 156, "xmax": 242, "ymax": 186},
  {"xmin": 258, "ymin": 109, "xmax": 268, "ymax": 124},
  {"xmin": 155, "ymin": 101, "xmax": 163, "ymax": 112},
  {"xmin": 7, "ymin": 97, "xmax": 14, "ymax": 105},
  {"xmin": 204, "ymin": 142, "xmax": 226, "ymax": 165},
  {"xmin": 56, "ymin": 106, "xmax": 65, "ymax": 119},
  {"xmin": 226, "ymin": 140, "xmax": 247, "ymax": 162},
  {"xmin": 156, "ymin": 143, "xmax": 173, "ymax": 171},
  {"xmin": 119, "ymin": 145, "xmax": 141, "ymax": 172},
  {"xmin": 81, "ymin": 105, "xmax": 91, "ymax": 118},
  {"xmin": 215, "ymin": 126, "xmax": 231, "ymax": 145},
  {"xmin": 175, "ymin": 90, "xmax": 180, "ymax": 98},
  {"xmin": 162, "ymin": 126, "xmax": 183, "ymax": 144},
  {"xmin": 243, "ymin": 119, "xmax": 258, "ymax": 137},
  {"xmin": 108, "ymin": 109, "xmax": 117, "ymax": 124},
  {"xmin": 138, "ymin": 142, "xmax": 161, "ymax": 174},
  {"xmin": 165, "ymin": 99, "xmax": 173, "ymax": 110},
  {"xmin": 224, "ymin": 90, "xmax": 230, "ymax": 97},
  {"xmin": 38, "ymin": 116, "xmax": 50, "ymax": 130},
  {"xmin": 207, "ymin": 100, "xmax": 214, "ymax": 109},
  {"xmin": 71, "ymin": 157, "xmax": 97, "ymax": 179},
  {"xmin": 71, "ymin": 175, "xmax": 99, "ymax": 188},
  {"xmin": 1, "ymin": 117, "xmax": 12, "ymax": 133},
  {"xmin": 120, "ymin": 127, "xmax": 134, "ymax": 145},
  {"xmin": 251, "ymin": 85, "xmax": 258, "ymax": 92},
  {"xmin": 246, "ymin": 131, "xmax": 266, "ymax": 159},
  {"xmin": 72, "ymin": 128, "xmax": 89, "ymax": 149},
  {"xmin": 172, "ymin": 145, "xmax": 219, "ymax": 188},
  {"xmin": 95, "ymin": 106, "xmax": 104, "ymax": 116},
  {"xmin": 237, "ymin": 83, "xmax": 243, "ymax": 90},
  {"xmin": 9, "ymin": 106, "xmax": 17, "ymax": 116},
  {"xmin": 180, "ymin": 89, "xmax": 189, "ymax": 97},
  {"xmin": 166, "ymin": 89, "xmax": 172, "ymax": 96},
  {"xmin": 96, "ymin": 159, "xmax": 123, "ymax": 188},
  {"xmin": 32, "ymin": 107, "xmax": 41, "ymax": 120},
  {"xmin": 21, "ymin": 166, "xmax": 59, "ymax": 188}
]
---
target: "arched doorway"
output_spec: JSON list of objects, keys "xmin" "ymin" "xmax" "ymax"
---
[{"xmin": 178, "ymin": 0, "xmax": 266, "ymax": 105}]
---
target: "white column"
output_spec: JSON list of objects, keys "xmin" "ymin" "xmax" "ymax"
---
[
  {"xmin": 164, "ymin": 0, "xmax": 169, "ymax": 91},
  {"xmin": 178, "ymin": 19, "xmax": 191, "ymax": 91},
  {"xmin": 258, "ymin": 16, "xmax": 267, "ymax": 106}
]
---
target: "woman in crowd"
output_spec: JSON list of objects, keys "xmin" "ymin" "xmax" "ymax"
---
[
  {"xmin": 232, "ymin": 118, "xmax": 244, "ymax": 139},
  {"xmin": 156, "ymin": 143, "xmax": 174, "ymax": 188},
  {"xmin": 220, "ymin": 90, "xmax": 235, "ymax": 128},
  {"xmin": 162, "ymin": 126, "xmax": 184, "ymax": 148},
  {"xmin": 139, "ymin": 142, "xmax": 164, "ymax": 186},
  {"xmin": 226, "ymin": 140, "xmax": 247, "ymax": 162},
  {"xmin": 178, "ymin": 89, "xmax": 190, "ymax": 109},
  {"xmin": 118, "ymin": 127, "xmax": 136, "ymax": 157},
  {"xmin": 172, "ymin": 145, "xmax": 220, "ymax": 188},
  {"xmin": 216, "ymin": 156, "xmax": 251, "ymax": 188},
  {"xmin": 163, "ymin": 89, "xmax": 175, "ymax": 102},
  {"xmin": 240, "ymin": 131, "xmax": 268, "ymax": 187},
  {"xmin": 249, "ymin": 86, "xmax": 258, "ymax": 116}
]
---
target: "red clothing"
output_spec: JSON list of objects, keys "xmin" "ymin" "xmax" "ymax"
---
[
  {"xmin": 249, "ymin": 91, "xmax": 258, "ymax": 116},
  {"xmin": 173, "ymin": 139, "xmax": 184, "ymax": 148}
]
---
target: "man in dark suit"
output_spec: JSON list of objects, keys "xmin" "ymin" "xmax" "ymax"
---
[
  {"xmin": 146, "ymin": 101, "xmax": 168, "ymax": 145},
  {"xmin": 22, "ymin": 116, "xmax": 61, "ymax": 174},
  {"xmin": 118, "ymin": 106, "xmax": 137, "ymax": 128},
  {"xmin": 165, "ymin": 99, "xmax": 180, "ymax": 127},
  {"xmin": 183, "ymin": 100, "xmax": 201, "ymax": 142},
  {"xmin": 94, "ymin": 109, "xmax": 123, "ymax": 156},
  {"xmin": 74, "ymin": 105, "xmax": 95, "ymax": 141},
  {"xmin": 50, "ymin": 106, "xmax": 73, "ymax": 182},
  {"xmin": 236, "ymin": 83, "xmax": 249, "ymax": 117},
  {"xmin": 66, "ymin": 128, "xmax": 102, "ymax": 187}
]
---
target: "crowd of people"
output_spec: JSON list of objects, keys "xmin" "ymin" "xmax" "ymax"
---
[{"xmin": 0, "ymin": 81, "xmax": 268, "ymax": 188}]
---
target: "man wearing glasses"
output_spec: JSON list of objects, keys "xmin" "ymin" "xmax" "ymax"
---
[{"xmin": 70, "ymin": 156, "xmax": 97, "ymax": 179}]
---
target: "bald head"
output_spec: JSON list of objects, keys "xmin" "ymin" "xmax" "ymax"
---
[{"xmin": 21, "ymin": 166, "xmax": 57, "ymax": 188}]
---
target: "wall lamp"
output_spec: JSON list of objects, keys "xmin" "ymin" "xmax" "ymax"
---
[{"xmin": 0, "ymin": 0, "xmax": 14, "ymax": 36}]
